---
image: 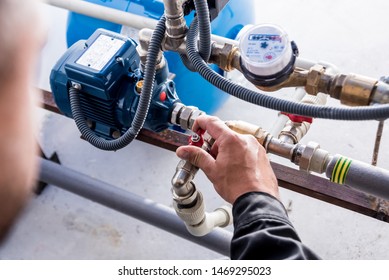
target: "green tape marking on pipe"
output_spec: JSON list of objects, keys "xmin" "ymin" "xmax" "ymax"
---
[{"xmin": 331, "ymin": 156, "xmax": 352, "ymax": 184}]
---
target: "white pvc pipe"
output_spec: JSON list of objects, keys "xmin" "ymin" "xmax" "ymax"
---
[
  {"xmin": 46, "ymin": 0, "xmax": 158, "ymax": 30},
  {"xmin": 296, "ymin": 57, "xmax": 340, "ymax": 74},
  {"xmin": 186, "ymin": 206, "xmax": 233, "ymax": 237},
  {"xmin": 45, "ymin": 0, "xmax": 237, "ymax": 46}
]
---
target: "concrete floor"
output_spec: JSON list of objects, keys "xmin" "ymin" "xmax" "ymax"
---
[{"xmin": 1, "ymin": 0, "xmax": 389, "ymax": 259}]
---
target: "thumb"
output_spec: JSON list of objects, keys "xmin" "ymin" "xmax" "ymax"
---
[{"xmin": 176, "ymin": 146, "xmax": 215, "ymax": 174}]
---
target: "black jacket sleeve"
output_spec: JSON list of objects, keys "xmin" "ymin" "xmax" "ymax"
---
[{"xmin": 231, "ymin": 192, "xmax": 320, "ymax": 260}]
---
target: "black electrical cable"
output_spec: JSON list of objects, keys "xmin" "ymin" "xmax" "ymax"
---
[
  {"xmin": 186, "ymin": 20, "xmax": 389, "ymax": 120},
  {"xmin": 69, "ymin": 15, "xmax": 167, "ymax": 151},
  {"xmin": 180, "ymin": 0, "xmax": 212, "ymax": 72},
  {"xmin": 193, "ymin": 0, "xmax": 211, "ymax": 62},
  {"xmin": 180, "ymin": 53, "xmax": 197, "ymax": 72},
  {"xmin": 179, "ymin": 17, "xmax": 205, "ymax": 72}
]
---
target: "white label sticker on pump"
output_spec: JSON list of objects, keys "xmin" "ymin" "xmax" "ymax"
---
[{"xmin": 76, "ymin": 34, "xmax": 125, "ymax": 71}]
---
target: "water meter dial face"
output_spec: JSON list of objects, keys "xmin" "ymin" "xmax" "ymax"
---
[
  {"xmin": 240, "ymin": 24, "xmax": 293, "ymax": 77},
  {"xmin": 247, "ymin": 34, "xmax": 284, "ymax": 62}
]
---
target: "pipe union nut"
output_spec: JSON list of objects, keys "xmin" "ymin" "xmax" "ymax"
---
[
  {"xmin": 166, "ymin": 18, "xmax": 187, "ymax": 39},
  {"xmin": 179, "ymin": 106, "xmax": 198, "ymax": 130},
  {"xmin": 172, "ymin": 182, "xmax": 197, "ymax": 205},
  {"xmin": 188, "ymin": 110, "xmax": 205, "ymax": 130},
  {"xmin": 171, "ymin": 103, "xmax": 185, "ymax": 125},
  {"xmin": 299, "ymin": 141, "xmax": 320, "ymax": 172},
  {"xmin": 372, "ymin": 81, "xmax": 389, "ymax": 104},
  {"xmin": 306, "ymin": 64, "xmax": 325, "ymax": 95}
]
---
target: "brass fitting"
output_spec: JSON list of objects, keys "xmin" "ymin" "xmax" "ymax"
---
[
  {"xmin": 242, "ymin": 62, "xmax": 380, "ymax": 106},
  {"xmin": 226, "ymin": 120, "xmax": 331, "ymax": 174},
  {"xmin": 210, "ymin": 44, "xmax": 308, "ymax": 91},
  {"xmin": 225, "ymin": 120, "xmax": 271, "ymax": 147},
  {"xmin": 305, "ymin": 64, "xmax": 327, "ymax": 95},
  {"xmin": 329, "ymin": 73, "xmax": 378, "ymax": 106},
  {"xmin": 303, "ymin": 64, "xmax": 379, "ymax": 106},
  {"xmin": 256, "ymin": 68, "xmax": 308, "ymax": 92},
  {"xmin": 279, "ymin": 121, "xmax": 311, "ymax": 144},
  {"xmin": 226, "ymin": 120, "xmax": 296, "ymax": 160},
  {"xmin": 210, "ymin": 42, "xmax": 241, "ymax": 72}
]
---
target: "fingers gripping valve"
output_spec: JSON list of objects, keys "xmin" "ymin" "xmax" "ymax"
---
[{"xmin": 171, "ymin": 126, "xmax": 232, "ymax": 236}]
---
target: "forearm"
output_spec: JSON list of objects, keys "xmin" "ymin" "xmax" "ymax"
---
[
  {"xmin": 0, "ymin": 92, "xmax": 37, "ymax": 241},
  {"xmin": 0, "ymin": 72, "xmax": 38, "ymax": 242},
  {"xmin": 231, "ymin": 192, "xmax": 320, "ymax": 260}
]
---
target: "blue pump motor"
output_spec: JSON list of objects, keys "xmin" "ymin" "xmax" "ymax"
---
[
  {"xmin": 66, "ymin": 0, "xmax": 258, "ymax": 113},
  {"xmin": 50, "ymin": 29, "xmax": 180, "ymax": 140}
]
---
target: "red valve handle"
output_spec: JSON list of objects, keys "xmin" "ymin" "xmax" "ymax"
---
[
  {"xmin": 189, "ymin": 129, "xmax": 205, "ymax": 147},
  {"xmin": 281, "ymin": 112, "xmax": 313, "ymax": 124}
]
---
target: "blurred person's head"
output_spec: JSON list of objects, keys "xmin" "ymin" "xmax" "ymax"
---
[{"xmin": 0, "ymin": 0, "xmax": 46, "ymax": 242}]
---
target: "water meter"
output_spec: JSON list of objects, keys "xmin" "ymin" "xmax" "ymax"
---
[{"xmin": 239, "ymin": 24, "xmax": 298, "ymax": 87}]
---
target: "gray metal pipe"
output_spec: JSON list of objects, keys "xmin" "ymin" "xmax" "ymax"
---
[
  {"xmin": 326, "ymin": 155, "xmax": 389, "ymax": 200},
  {"xmin": 38, "ymin": 158, "xmax": 232, "ymax": 257},
  {"xmin": 162, "ymin": 0, "xmax": 183, "ymax": 18}
]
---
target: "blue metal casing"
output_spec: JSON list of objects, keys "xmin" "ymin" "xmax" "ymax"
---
[{"xmin": 51, "ymin": 29, "xmax": 180, "ymax": 139}]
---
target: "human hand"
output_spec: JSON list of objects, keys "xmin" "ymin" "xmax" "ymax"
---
[{"xmin": 176, "ymin": 115, "xmax": 279, "ymax": 204}]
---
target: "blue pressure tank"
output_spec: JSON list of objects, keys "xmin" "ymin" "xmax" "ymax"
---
[{"xmin": 67, "ymin": 0, "xmax": 257, "ymax": 113}]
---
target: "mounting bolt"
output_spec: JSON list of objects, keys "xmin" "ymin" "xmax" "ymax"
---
[
  {"xmin": 71, "ymin": 82, "xmax": 82, "ymax": 90},
  {"xmin": 112, "ymin": 130, "xmax": 121, "ymax": 139}
]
